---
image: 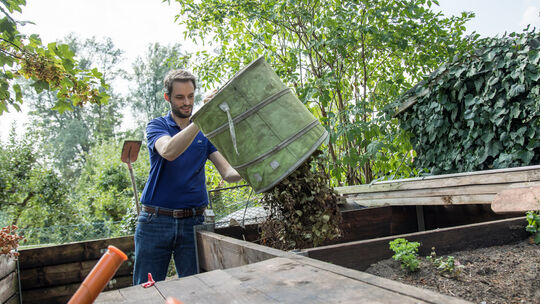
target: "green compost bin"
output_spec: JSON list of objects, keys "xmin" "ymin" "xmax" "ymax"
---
[{"xmin": 191, "ymin": 57, "xmax": 328, "ymax": 193}]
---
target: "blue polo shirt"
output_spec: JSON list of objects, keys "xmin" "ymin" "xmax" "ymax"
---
[{"xmin": 140, "ymin": 112, "xmax": 217, "ymax": 209}]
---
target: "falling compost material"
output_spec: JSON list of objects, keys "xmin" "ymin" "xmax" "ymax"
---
[{"xmin": 260, "ymin": 150, "xmax": 342, "ymax": 250}]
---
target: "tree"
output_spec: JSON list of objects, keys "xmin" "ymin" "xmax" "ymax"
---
[
  {"xmin": 71, "ymin": 140, "xmax": 149, "ymax": 234},
  {"xmin": 174, "ymin": 0, "xmax": 475, "ymax": 185},
  {"xmin": 128, "ymin": 42, "xmax": 188, "ymax": 128},
  {"xmin": 0, "ymin": 130, "xmax": 72, "ymax": 229},
  {"xmin": 0, "ymin": 0, "xmax": 108, "ymax": 115},
  {"xmin": 26, "ymin": 35, "xmax": 125, "ymax": 179}
]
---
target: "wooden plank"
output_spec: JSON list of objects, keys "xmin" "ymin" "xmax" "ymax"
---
[
  {"xmin": 20, "ymin": 258, "xmax": 132, "ymax": 289},
  {"xmin": 156, "ymin": 270, "xmax": 276, "ymax": 304},
  {"xmin": 304, "ymin": 216, "xmax": 528, "ymax": 272},
  {"xmin": 18, "ymin": 236, "xmax": 134, "ymax": 269},
  {"xmin": 0, "ymin": 255, "xmax": 16, "ymax": 280},
  {"xmin": 96, "ymin": 284, "xmax": 163, "ymax": 303},
  {"xmin": 341, "ymin": 181, "xmax": 540, "ymax": 200},
  {"xmin": 0, "ymin": 272, "xmax": 17, "ymax": 303},
  {"xmin": 346, "ymin": 193, "xmax": 495, "ymax": 207},
  {"xmin": 5, "ymin": 293, "xmax": 19, "ymax": 304},
  {"xmin": 224, "ymin": 257, "xmax": 467, "ymax": 304},
  {"xmin": 491, "ymin": 185, "xmax": 540, "ymax": 213},
  {"xmin": 196, "ymin": 230, "xmax": 285, "ymax": 271},
  {"xmin": 288, "ymin": 255, "xmax": 470, "ymax": 304},
  {"xmin": 335, "ymin": 165, "xmax": 540, "ymax": 195},
  {"xmin": 22, "ymin": 275, "xmax": 133, "ymax": 304}
]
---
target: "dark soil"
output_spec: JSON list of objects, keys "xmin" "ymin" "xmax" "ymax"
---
[{"xmin": 365, "ymin": 239, "xmax": 540, "ymax": 304}]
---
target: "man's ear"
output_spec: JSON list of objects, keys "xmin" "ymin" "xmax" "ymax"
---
[{"xmin": 164, "ymin": 92, "xmax": 170, "ymax": 102}]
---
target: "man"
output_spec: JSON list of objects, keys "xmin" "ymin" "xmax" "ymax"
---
[{"xmin": 133, "ymin": 69, "xmax": 242, "ymax": 285}]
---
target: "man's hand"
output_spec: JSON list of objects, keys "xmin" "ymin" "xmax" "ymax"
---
[{"xmin": 203, "ymin": 89, "xmax": 218, "ymax": 104}]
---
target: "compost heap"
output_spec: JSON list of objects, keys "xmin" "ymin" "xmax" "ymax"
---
[{"xmin": 260, "ymin": 150, "xmax": 342, "ymax": 250}]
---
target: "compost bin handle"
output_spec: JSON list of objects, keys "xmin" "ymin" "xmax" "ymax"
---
[{"xmin": 219, "ymin": 102, "xmax": 240, "ymax": 155}]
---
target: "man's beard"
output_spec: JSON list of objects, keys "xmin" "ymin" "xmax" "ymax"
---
[{"xmin": 171, "ymin": 104, "xmax": 192, "ymax": 118}]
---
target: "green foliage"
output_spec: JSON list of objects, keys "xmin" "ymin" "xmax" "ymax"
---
[
  {"xmin": 389, "ymin": 238, "xmax": 421, "ymax": 272},
  {"xmin": 26, "ymin": 35, "xmax": 125, "ymax": 179},
  {"xmin": 72, "ymin": 140, "xmax": 149, "ymax": 234},
  {"xmin": 128, "ymin": 42, "xmax": 189, "ymax": 128},
  {"xmin": 525, "ymin": 210, "xmax": 540, "ymax": 244},
  {"xmin": 0, "ymin": 0, "xmax": 109, "ymax": 115},
  {"xmin": 398, "ymin": 30, "xmax": 540, "ymax": 174},
  {"xmin": 426, "ymin": 247, "xmax": 464, "ymax": 278},
  {"xmin": 0, "ymin": 131, "xmax": 72, "ymax": 229},
  {"xmin": 174, "ymin": 0, "xmax": 475, "ymax": 185}
]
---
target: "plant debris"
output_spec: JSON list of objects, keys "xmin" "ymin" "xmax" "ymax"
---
[{"xmin": 260, "ymin": 150, "xmax": 342, "ymax": 250}]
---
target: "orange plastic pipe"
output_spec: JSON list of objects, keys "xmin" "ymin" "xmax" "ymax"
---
[
  {"xmin": 165, "ymin": 297, "xmax": 184, "ymax": 304},
  {"xmin": 68, "ymin": 245, "xmax": 128, "ymax": 304}
]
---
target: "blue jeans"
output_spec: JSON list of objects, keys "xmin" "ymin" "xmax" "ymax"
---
[{"xmin": 133, "ymin": 207, "xmax": 204, "ymax": 285}]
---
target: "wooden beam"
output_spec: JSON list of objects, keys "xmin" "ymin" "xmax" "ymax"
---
[
  {"xmin": 18, "ymin": 236, "xmax": 133, "ymax": 269},
  {"xmin": 0, "ymin": 272, "xmax": 17, "ymax": 303},
  {"xmin": 20, "ymin": 259, "xmax": 132, "ymax": 289},
  {"xmin": 335, "ymin": 165, "xmax": 540, "ymax": 195},
  {"xmin": 196, "ymin": 231, "xmax": 286, "ymax": 272},
  {"xmin": 340, "ymin": 181, "xmax": 540, "ymax": 200},
  {"xmin": 22, "ymin": 275, "xmax": 132, "ymax": 304},
  {"xmin": 0, "ymin": 255, "xmax": 16, "ymax": 280},
  {"xmin": 346, "ymin": 194, "xmax": 495, "ymax": 207},
  {"xmin": 303, "ymin": 216, "xmax": 528, "ymax": 272}
]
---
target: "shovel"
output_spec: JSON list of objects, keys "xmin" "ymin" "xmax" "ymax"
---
[
  {"xmin": 121, "ymin": 140, "xmax": 142, "ymax": 216},
  {"xmin": 491, "ymin": 185, "xmax": 540, "ymax": 214}
]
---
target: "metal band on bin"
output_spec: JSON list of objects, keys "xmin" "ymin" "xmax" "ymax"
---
[
  {"xmin": 233, "ymin": 119, "xmax": 321, "ymax": 170},
  {"xmin": 205, "ymin": 87, "xmax": 291, "ymax": 139}
]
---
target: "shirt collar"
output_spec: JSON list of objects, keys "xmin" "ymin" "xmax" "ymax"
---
[
  {"xmin": 165, "ymin": 111, "xmax": 178, "ymax": 127},
  {"xmin": 164, "ymin": 111, "xmax": 193, "ymax": 129}
]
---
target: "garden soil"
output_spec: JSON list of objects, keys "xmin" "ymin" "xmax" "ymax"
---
[{"xmin": 365, "ymin": 239, "xmax": 540, "ymax": 304}]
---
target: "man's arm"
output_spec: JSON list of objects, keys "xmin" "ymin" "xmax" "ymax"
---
[
  {"xmin": 208, "ymin": 151, "xmax": 243, "ymax": 183},
  {"xmin": 154, "ymin": 123, "xmax": 200, "ymax": 161}
]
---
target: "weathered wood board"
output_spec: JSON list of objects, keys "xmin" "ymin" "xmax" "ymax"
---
[
  {"xmin": 18, "ymin": 236, "xmax": 134, "ymax": 304},
  {"xmin": 335, "ymin": 165, "xmax": 540, "ymax": 207},
  {"xmin": 0, "ymin": 255, "xmax": 18, "ymax": 304},
  {"xmin": 96, "ymin": 256, "xmax": 470, "ymax": 304},
  {"xmin": 303, "ymin": 216, "xmax": 528, "ymax": 271},
  {"xmin": 491, "ymin": 185, "xmax": 540, "ymax": 213}
]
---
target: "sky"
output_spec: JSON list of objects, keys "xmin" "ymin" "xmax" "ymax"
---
[{"xmin": 0, "ymin": 0, "xmax": 539, "ymax": 141}]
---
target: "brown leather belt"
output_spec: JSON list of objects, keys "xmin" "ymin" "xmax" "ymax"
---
[{"xmin": 142, "ymin": 205, "xmax": 205, "ymax": 218}]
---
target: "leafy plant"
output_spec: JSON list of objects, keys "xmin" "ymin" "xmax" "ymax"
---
[
  {"xmin": 398, "ymin": 29, "xmax": 540, "ymax": 174},
  {"xmin": 0, "ymin": 0, "xmax": 109, "ymax": 114},
  {"xmin": 525, "ymin": 210, "xmax": 540, "ymax": 244},
  {"xmin": 389, "ymin": 238, "xmax": 420, "ymax": 272},
  {"xmin": 174, "ymin": 0, "xmax": 475, "ymax": 185},
  {"xmin": 426, "ymin": 247, "xmax": 464, "ymax": 277},
  {"xmin": 0, "ymin": 225, "xmax": 25, "ymax": 258}
]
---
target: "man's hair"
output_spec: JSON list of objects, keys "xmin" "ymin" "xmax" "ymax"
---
[{"xmin": 163, "ymin": 69, "xmax": 197, "ymax": 97}]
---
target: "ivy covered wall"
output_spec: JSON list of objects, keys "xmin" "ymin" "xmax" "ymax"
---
[{"xmin": 396, "ymin": 30, "xmax": 539, "ymax": 174}]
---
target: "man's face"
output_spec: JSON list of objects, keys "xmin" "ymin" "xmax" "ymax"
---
[{"xmin": 167, "ymin": 81, "xmax": 195, "ymax": 118}]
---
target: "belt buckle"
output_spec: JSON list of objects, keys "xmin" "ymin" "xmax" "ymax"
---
[{"xmin": 173, "ymin": 210, "xmax": 184, "ymax": 218}]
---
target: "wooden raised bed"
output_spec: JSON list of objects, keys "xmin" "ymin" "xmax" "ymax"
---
[
  {"xmin": 18, "ymin": 236, "xmax": 133, "ymax": 304},
  {"xmin": 98, "ymin": 232, "xmax": 470, "ymax": 304},
  {"xmin": 19, "ymin": 165, "xmax": 537, "ymax": 303},
  {"xmin": 16, "ymin": 204, "xmax": 514, "ymax": 303},
  {"xmin": 0, "ymin": 255, "xmax": 18, "ymax": 304},
  {"xmin": 302, "ymin": 216, "xmax": 529, "ymax": 271}
]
